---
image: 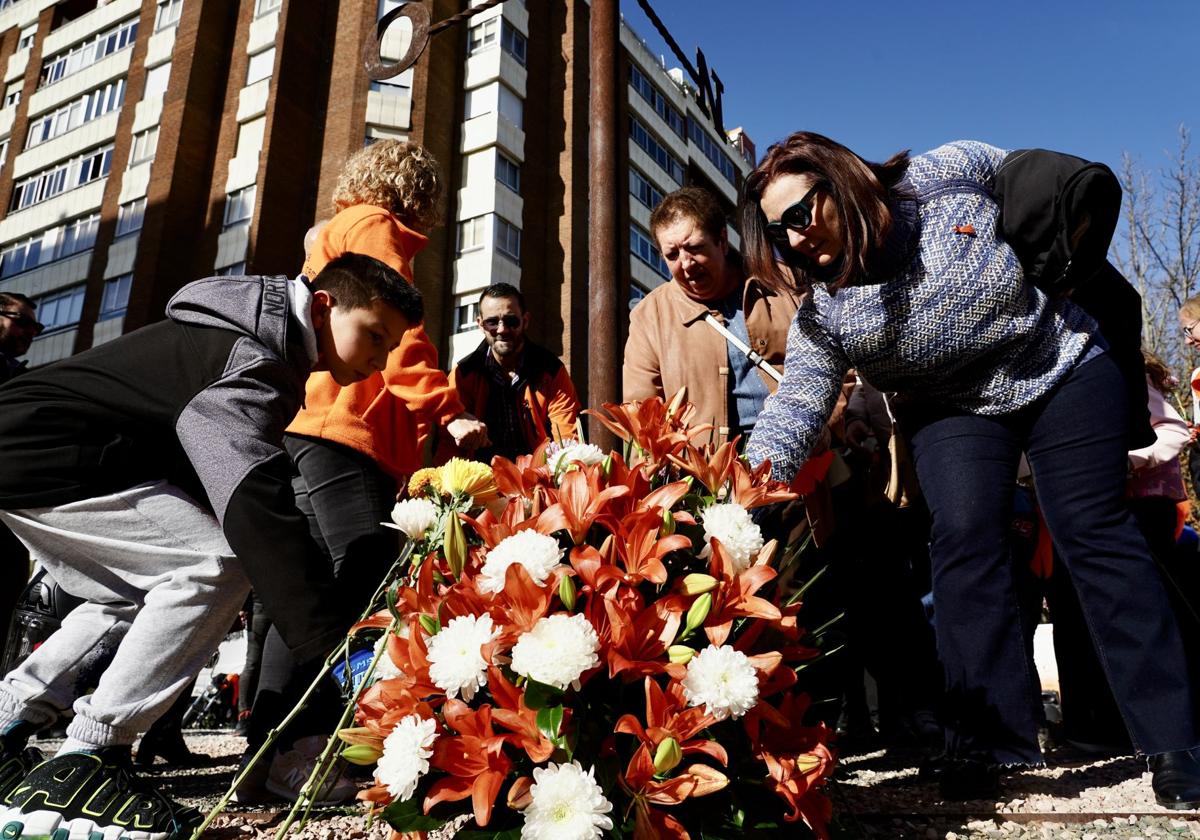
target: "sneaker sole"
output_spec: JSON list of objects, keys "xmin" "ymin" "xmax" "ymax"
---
[
  {"xmin": 264, "ymin": 776, "xmax": 357, "ymax": 807},
  {"xmin": 0, "ymin": 806, "xmax": 180, "ymax": 839}
]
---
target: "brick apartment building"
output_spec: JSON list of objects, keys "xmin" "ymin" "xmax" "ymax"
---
[{"xmin": 0, "ymin": 0, "xmax": 753, "ymax": 403}]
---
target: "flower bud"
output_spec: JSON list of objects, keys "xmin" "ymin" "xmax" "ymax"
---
[
  {"xmin": 602, "ymin": 454, "xmax": 613, "ymax": 477},
  {"xmin": 667, "ymin": 645, "xmax": 696, "ymax": 665},
  {"xmin": 443, "ymin": 513, "xmax": 467, "ymax": 580},
  {"xmin": 661, "ymin": 508, "xmax": 676, "ymax": 537},
  {"xmin": 683, "ymin": 593, "xmax": 712, "ymax": 635},
  {"xmin": 340, "ymin": 744, "xmax": 382, "ymax": 766},
  {"xmin": 507, "ymin": 776, "xmax": 534, "ymax": 810},
  {"xmin": 679, "ymin": 573, "xmax": 717, "ymax": 595},
  {"xmin": 559, "ymin": 575, "xmax": 577, "ymax": 611},
  {"xmin": 418, "ymin": 614, "xmax": 440, "ymax": 636},
  {"xmin": 653, "ymin": 737, "xmax": 682, "ymax": 775}
]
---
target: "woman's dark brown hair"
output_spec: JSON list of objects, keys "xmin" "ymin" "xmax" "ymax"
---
[
  {"xmin": 1142, "ymin": 349, "xmax": 1178, "ymax": 395},
  {"xmin": 740, "ymin": 131, "xmax": 909, "ymax": 292}
]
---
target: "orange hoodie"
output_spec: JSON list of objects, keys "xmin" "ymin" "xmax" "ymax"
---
[{"xmin": 286, "ymin": 205, "xmax": 464, "ymax": 478}]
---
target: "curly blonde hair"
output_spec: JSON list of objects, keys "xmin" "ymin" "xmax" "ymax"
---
[{"xmin": 331, "ymin": 140, "xmax": 444, "ymax": 232}]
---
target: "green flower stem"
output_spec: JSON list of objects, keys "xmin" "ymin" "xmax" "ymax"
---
[
  {"xmin": 191, "ymin": 542, "xmax": 414, "ymax": 840},
  {"xmin": 276, "ymin": 611, "xmax": 401, "ymax": 838}
]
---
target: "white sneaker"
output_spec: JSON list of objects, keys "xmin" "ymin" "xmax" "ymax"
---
[{"xmin": 264, "ymin": 736, "xmax": 358, "ymax": 805}]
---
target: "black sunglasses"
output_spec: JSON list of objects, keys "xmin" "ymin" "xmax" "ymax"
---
[
  {"xmin": 763, "ymin": 185, "xmax": 822, "ymax": 245},
  {"xmin": 0, "ymin": 310, "xmax": 45, "ymax": 335},
  {"xmin": 480, "ymin": 315, "xmax": 522, "ymax": 331}
]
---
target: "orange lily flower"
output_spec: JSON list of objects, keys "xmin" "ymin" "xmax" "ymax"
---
[
  {"xmin": 587, "ymin": 397, "xmax": 711, "ymax": 476},
  {"xmin": 538, "ymin": 467, "xmax": 628, "ymax": 544},
  {"xmin": 597, "ymin": 510, "xmax": 691, "ymax": 589},
  {"xmin": 667, "ymin": 439, "xmax": 740, "ymax": 497},
  {"xmin": 727, "ymin": 457, "xmax": 798, "ymax": 510},
  {"xmin": 745, "ymin": 694, "xmax": 835, "ymax": 838},
  {"xmin": 614, "ymin": 677, "xmax": 726, "ymax": 767},
  {"xmin": 486, "ymin": 666, "xmax": 557, "ymax": 763},
  {"xmin": 426, "ymin": 700, "xmax": 514, "ymax": 827},
  {"xmin": 703, "ymin": 542, "xmax": 782, "ymax": 647},
  {"xmin": 622, "ymin": 743, "xmax": 728, "ymax": 839},
  {"xmin": 602, "ymin": 595, "xmax": 685, "ymax": 680}
]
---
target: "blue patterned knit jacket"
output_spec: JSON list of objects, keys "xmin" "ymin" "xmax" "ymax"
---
[{"xmin": 745, "ymin": 141, "xmax": 1096, "ymax": 481}]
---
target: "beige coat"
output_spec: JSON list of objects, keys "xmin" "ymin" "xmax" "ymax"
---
[
  {"xmin": 623, "ymin": 277, "xmax": 838, "ymax": 545},
  {"xmin": 623, "ymin": 277, "xmax": 797, "ymax": 443}
]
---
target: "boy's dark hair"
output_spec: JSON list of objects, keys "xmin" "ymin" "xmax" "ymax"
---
[
  {"xmin": 0, "ymin": 292, "xmax": 36, "ymax": 310},
  {"xmin": 480, "ymin": 282, "xmax": 525, "ymax": 313},
  {"xmin": 312, "ymin": 253, "xmax": 423, "ymax": 324}
]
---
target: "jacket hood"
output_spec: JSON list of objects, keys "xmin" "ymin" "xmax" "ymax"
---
[{"xmin": 166, "ymin": 274, "xmax": 314, "ymax": 369}]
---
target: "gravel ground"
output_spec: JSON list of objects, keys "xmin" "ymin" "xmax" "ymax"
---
[{"xmin": 30, "ymin": 730, "xmax": 1196, "ymax": 839}]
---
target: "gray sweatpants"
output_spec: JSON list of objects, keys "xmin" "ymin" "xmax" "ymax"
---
[{"xmin": 0, "ymin": 480, "xmax": 250, "ymax": 748}]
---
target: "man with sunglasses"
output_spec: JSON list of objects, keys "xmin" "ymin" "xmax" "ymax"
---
[
  {"xmin": 0, "ymin": 293, "xmax": 42, "ymax": 386},
  {"xmin": 447, "ymin": 282, "xmax": 580, "ymax": 462}
]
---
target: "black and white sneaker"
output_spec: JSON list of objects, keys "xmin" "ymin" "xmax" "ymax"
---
[
  {"xmin": 0, "ymin": 749, "xmax": 201, "ymax": 839},
  {"xmin": 0, "ymin": 745, "xmax": 44, "ymax": 803}
]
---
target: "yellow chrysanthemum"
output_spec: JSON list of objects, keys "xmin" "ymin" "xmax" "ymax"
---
[
  {"xmin": 407, "ymin": 467, "xmax": 443, "ymax": 497},
  {"xmin": 439, "ymin": 458, "xmax": 499, "ymax": 505}
]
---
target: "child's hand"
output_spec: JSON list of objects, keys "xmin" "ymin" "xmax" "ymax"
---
[{"xmin": 447, "ymin": 414, "xmax": 489, "ymax": 451}]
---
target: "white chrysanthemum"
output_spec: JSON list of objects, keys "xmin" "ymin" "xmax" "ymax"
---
[
  {"xmin": 426, "ymin": 614, "xmax": 498, "ymax": 701},
  {"xmin": 371, "ymin": 634, "xmax": 404, "ymax": 682},
  {"xmin": 478, "ymin": 530, "xmax": 564, "ymax": 594},
  {"xmin": 387, "ymin": 498, "xmax": 439, "ymax": 541},
  {"xmin": 681, "ymin": 644, "xmax": 760, "ymax": 721},
  {"xmin": 375, "ymin": 714, "xmax": 437, "ymax": 802},
  {"xmin": 510, "ymin": 614, "xmax": 600, "ymax": 690},
  {"xmin": 521, "ymin": 761, "xmax": 613, "ymax": 840},
  {"xmin": 546, "ymin": 442, "xmax": 606, "ymax": 479},
  {"xmin": 701, "ymin": 502, "xmax": 764, "ymax": 574}
]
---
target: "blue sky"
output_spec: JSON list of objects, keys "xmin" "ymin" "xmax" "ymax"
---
[{"xmin": 621, "ymin": 0, "xmax": 1200, "ymax": 177}]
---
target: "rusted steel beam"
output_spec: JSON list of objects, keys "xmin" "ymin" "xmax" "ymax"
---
[{"xmin": 587, "ymin": 0, "xmax": 620, "ymax": 451}]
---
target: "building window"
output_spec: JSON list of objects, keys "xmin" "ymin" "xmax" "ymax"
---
[
  {"xmin": 453, "ymin": 296, "xmax": 480, "ymax": 332},
  {"xmin": 10, "ymin": 144, "xmax": 114, "ymax": 212},
  {"xmin": 128, "ymin": 127, "xmax": 159, "ymax": 166},
  {"xmin": 0, "ymin": 214, "xmax": 100, "ymax": 279},
  {"xmin": 99, "ymin": 274, "xmax": 132, "ymax": 319},
  {"xmin": 155, "ymin": 0, "xmax": 183, "ymax": 30},
  {"xmin": 629, "ymin": 282, "xmax": 648, "ymax": 311},
  {"xmin": 498, "ymin": 85, "xmax": 523, "ymax": 130},
  {"xmin": 630, "ymin": 224, "xmax": 670, "ymax": 279},
  {"xmin": 495, "ymin": 216, "xmax": 521, "ymax": 264},
  {"xmin": 464, "ymin": 86, "xmax": 491, "ymax": 121},
  {"xmin": 142, "ymin": 62, "xmax": 172, "ymax": 101},
  {"xmin": 216, "ymin": 262, "xmax": 247, "ymax": 276},
  {"xmin": 629, "ymin": 63, "xmax": 686, "ymax": 139},
  {"xmin": 496, "ymin": 152, "xmax": 520, "ymax": 193},
  {"xmin": 223, "ymin": 185, "xmax": 256, "ymax": 228},
  {"xmin": 255, "ymin": 0, "xmax": 282, "ymax": 16},
  {"xmin": 246, "ymin": 47, "xmax": 275, "ymax": 85},
  {"xmin": 501, "ymin": 22, "xmax": 526, "ymax": 66},
  {"xmin": 115, "ymin": 198, "xmax": 146, "ymax": 237},
  {"xmin": 457, "ymin": 216, "xmax": 485, "ymax": 253},
  {"xmin": 0, "ymin": 140, "xmax": 7, "ymax": 170},
  {"xmin": 467, "ymin": 18, "xmax": 498, "ymax": 54},
  {"xmin": 3, "ymin": 83, "xmax": 21, "ymax": 109},
  {"xmin": 33, "ymin": 285, "xmax": 86, "ymax": 334},
  {"xmin": 25, "ymin": 79, "xmax": 126, "ymax": 150},
  {"xmin": 630, "ymin": 117, "xmax": 684, "ymax": 185},
  {"xmin": 39, "ymin": 17, "xmax": 139, "ymax": 88},
  {"xmin": 17, "ymin": 25, "xmax": 36, "ymax": 52},
  {"xmin": 629, "ymin": 167, "xmax": 663, "ymax": 211},
  {"xmin": 687, "ymin": 116, "xmax": 737, "ymax": 186}
]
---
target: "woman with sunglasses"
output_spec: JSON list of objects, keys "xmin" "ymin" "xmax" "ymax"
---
[{"xmin": 742, "ymin": 132, "xmax": 1200, "ymax": 806}]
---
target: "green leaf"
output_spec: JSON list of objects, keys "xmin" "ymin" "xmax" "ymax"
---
[
  {"xmin": 535, "ymin": 705, "xmax": 564, "ymax": 742},
  {"xmin": 381, "ymin": 797, "xmax": 445, "ymax": 831},
  {"xmin": 385, "ymin": 581, "xmax": 401, "ymax": 621},
  {"xmin": 522, "ymin": 678, "xmax": 564, "ymax": 710}
]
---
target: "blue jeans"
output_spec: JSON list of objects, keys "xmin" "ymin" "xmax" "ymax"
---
[{"xmin": 907, "ymin": 351, "xmax": 1198, "ymax": 764}]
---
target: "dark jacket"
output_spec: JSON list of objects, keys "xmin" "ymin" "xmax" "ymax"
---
[
  {"xmin": 1, "ymin": 353, "xmax": 26, "ymax": 384},
  {"xmin": 0, "ymin": 275, "xmax": 345, "ymax": 664},
  {"xmin": 993, "ymin": 148, "xmax": 1152, "ymax": 448},
  {"xmin": 447, "ymin": 339, "xmax": 580, "ymax": 460}
]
